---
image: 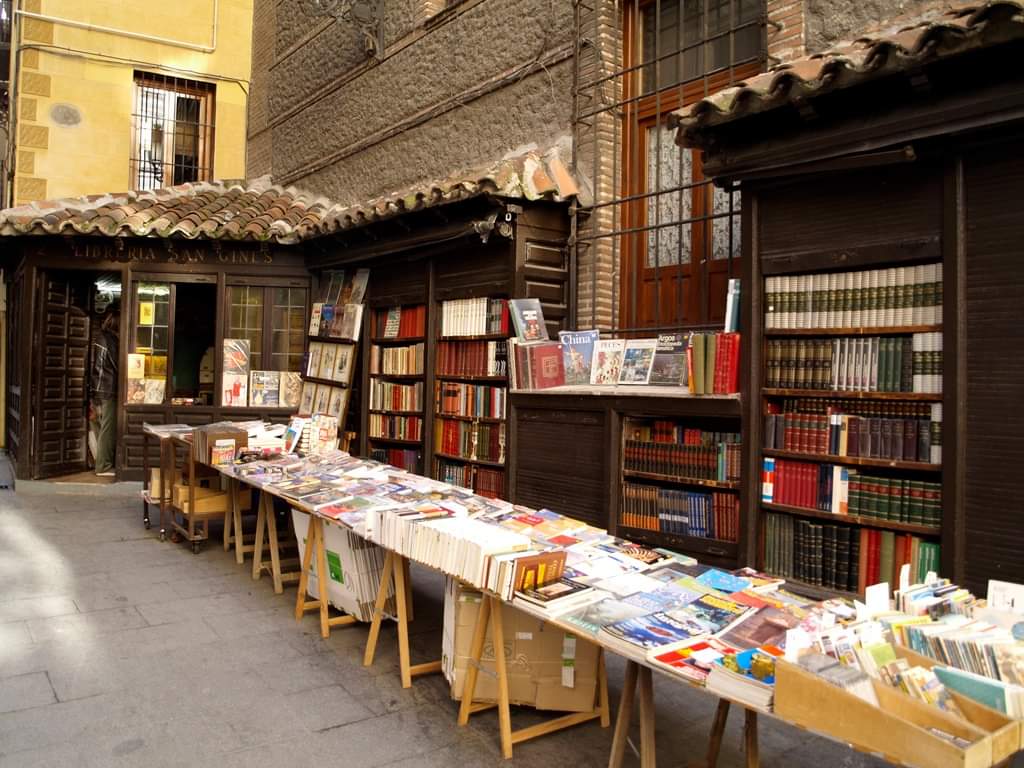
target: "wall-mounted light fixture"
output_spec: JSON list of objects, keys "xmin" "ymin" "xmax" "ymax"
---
[{"xmin": 302, "ymin": 0, "xmax": 385, "ymax": 59}]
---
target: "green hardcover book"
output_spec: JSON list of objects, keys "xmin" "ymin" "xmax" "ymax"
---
[
  {"xmin": 891, "ymin": 478, "xmax": 905, "ymax": 523},
  {"xmin": 863, "ymin": 475, "xmax": 878, "ymax": 519},
  {"xmin": 908, "ymin": 480, "xmax": 925, "ymax": 526},
  {"xmin": 848, "ymin": 470, "xmax": 861, "ymax": 516},
  {"xmin": 704, "ymin": 333, "xmax": 717, "ymax": 395},
  {"xmin": 878, "ymin": 531, "xmax": 896, "ymax": 586},
  {"xmin": 876, "ymin": 477, "xmax": 891, "ymax": 520},
  {"xmin": 692, "ymin": 333, "xmax": 706, "ymax": 395}
]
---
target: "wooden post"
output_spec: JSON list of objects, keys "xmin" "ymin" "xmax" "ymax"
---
[
  {"xmin": 313, "ymin": 517, "xmax": 331, "ymax": 639},
  {"xmin": 265, "ymin": 494, "xmax": 284, "ymax": 594},
  {"xmin": 744, "ymin": 709, "xmax": 759, "ymax": 768},
  {"xmin": 597, "ymin": 649, "xmax": 611, "ymax": 728},
  {"xmin": 294, "ymin": 512, "xmax": 317, "ymax": 621},
  {"xmin": 457, "ymin": 594, "xmax": 492, "ymax": 727},
  {"xmin": 223, "ymin": 477, "xmax": 234, "ymax": 552},
  {"xmin": 251, "ymin": 490, "xmax": 268, "ymax": 581},
  {"xmin": 393, "ymin": 553, "xmax": 413, "ymax": 688},
  {"xmin": 609, "ymin": 659, "xmax": 639, "ymax": 768},
  {"xmin": 488, "ymin": 596, "xmax": 514, "ymax": 759},
  {"xmin": 637, "ymin": 665, "xmax": 656, "ymax": 768},
  {"xmin": 232, "ymin": 481, "xmax": 245, "ymax": 564},
  {"xmin": 363, "ymin": 550, "xmax": 395, "ymax": 667},
  {"xmin": 706, "ymin": 699, "xmax": 731, "ymax": 768}
]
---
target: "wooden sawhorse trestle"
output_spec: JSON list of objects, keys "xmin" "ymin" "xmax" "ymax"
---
[
  {"xmin": 609, "ymin": 659, "xmax": 760, "ymax": 768},
  {"xmin": 294, "ymin": 515, "xmax": 358, "ymax": 638},
  {"xmin": 457, "ymin": 594, "xmax": 611, "ymax": 759},
  {"xmin": 363, "ymin": 551, "xmax": 443, "ymax": 688}
]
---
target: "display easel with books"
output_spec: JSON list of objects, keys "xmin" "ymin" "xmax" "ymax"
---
[
  {"xmin": 432, "ymin": 295, "xmax": 511, "ymax": 499},
  {"xmin": 298, "ymin": 268, "xmax": 369, "ymax": 445},
  {"xmin": 754, "ymin": 262, "xmax": 947, "ymax": 597}
]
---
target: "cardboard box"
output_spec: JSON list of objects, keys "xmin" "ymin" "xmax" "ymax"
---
[
  {"xmin": 442, "ymin": 578, "xmax": 600, "ymax": 712},
  {"xmin": 291, "ymin": 509, "xmax": 392, "ymax": 622},
  {"xmin": 172, "ymin": 483, "xmax": 252, "ymax": 516},
  {"xmin": 192, "ymin": 426, "xmax": 248, "ymax": 465}
]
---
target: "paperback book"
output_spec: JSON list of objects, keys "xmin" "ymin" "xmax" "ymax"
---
[
  {"xmin": 649, "ymin": 333, "xmax": 689, "ymax": 386},
  {"xmin": 509, "ymin": 298, "xmax": 548, "ymax": 341},
  {"xmin": 590, "ymin": 339, "xmax": 625, "ymax": 385},
  {"xmin": 558, "ymin": 330, "xmax": 600, "ymax": 385},
  {"xmin": 618, "ymin": 339, "xmax": 658, "ymax": 385}
]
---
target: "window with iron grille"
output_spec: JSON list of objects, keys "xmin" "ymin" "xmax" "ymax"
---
[
  {"xmin": 573, "ymin": 0, "xmax": 764, "ymax": 333},
  {"xmin": 131, "ymin": 72, "xmax": 215, "ymax": 191}
]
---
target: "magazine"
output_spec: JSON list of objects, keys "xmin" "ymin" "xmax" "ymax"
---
[
  {"xmin": 249, "ymin": 370, "xmax": 281, "ymax": 407},
  {"xmin": 557, "ymin": 330, "xmax": 600, "ymax": 386},
  {"xmin": 280, "ymin": 372, "xmax": 303, "ymax": 408},
  {"xmin": 590, "ymin": 339, "xmax": 625, "ymax": 385},
  {"xmin": 618, "ymin": 339, "xmax": 658, "ymax": 385},
  {"xmin": 649, "ymin": 333, "xmax": 689, "ymax": 386},
  {"xmin": 509, "ymin": 298, "xmax": 548, "ymax": 341}
]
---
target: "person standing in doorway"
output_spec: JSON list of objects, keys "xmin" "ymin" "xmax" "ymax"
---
[{"xmin": 91, "ymin": 311, "xmax": 119, "ymax": 477}]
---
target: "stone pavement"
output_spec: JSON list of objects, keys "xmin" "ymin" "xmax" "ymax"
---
[{"xmin": 0, "ymin": 481, "xmax": 908, "ymax": 767}]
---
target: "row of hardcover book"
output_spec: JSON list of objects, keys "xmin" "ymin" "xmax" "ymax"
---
[
  {"xmin": 369, "ymin": 379, "xmax": 423, "ymax": 413},
  {"xmin": 439, "ymin": 297, "xmax": 510, "ymax": 337},
  {"xmin": 374, "ymin": 305, "xmax": 426, "ymax": 339},
  {"xmin": 368, "ymin": 413, "xmax": 422, "ymax": 442},
  {"xmin": 762, "ymin": 458, "xmax": 942, "ymax": 527},
  {"xmin": 763, "ymin": 262, "xmax": 942, "ymax": 329},
  {"xmin": 626, "ymin": 421, "xmax": 735, "ymax": 445},
  {"xmin": 623, "ymin": 439, "xmax": 741, "ymax": 482},
  {"xmin": 764, "ymin": 334, "xmax": 942, "ymax": 393},
  {"xmin": 763, "ymin": 405, "xmax": 942, "ymax": 465},
  {"xmin": 434, "ymin": 381, "xmax": 506, "ymax": 420},
  {"xmin": 370, "ymin": 343, "xmax": 425, "ymax": 376},
  {"xmin": 764, "ymin": 514, "xmax": 940, "ymax": 593},
  {"xmin": 369, "ymin": 447, "xmax": 420, "ymax": 473},
  {"xmin": 433, "ymin": 418, "xmax": 505, "ymax": 464},
  {"xmin": 436, "ymin": 340, "xmax": 508, "ymax": 378},
  {"xmin": 621, "ymin": 483, "xmax": 740, "ymax": 542},
  {"xmin": 431, "ymin": 458, "xmax": 504, "ymax": 499}
]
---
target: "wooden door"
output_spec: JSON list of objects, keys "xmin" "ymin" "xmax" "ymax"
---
[{"xmin": 33, "ymin": 272, "xmax": 91, "ymax": 478}]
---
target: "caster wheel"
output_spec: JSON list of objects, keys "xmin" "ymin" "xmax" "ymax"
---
[
  {"xmin": 159, "ymin": 530, "xmax": 166, "ymax": 542},
  {"xmin": 144, "ymin": 519, "xmax": 151, "ymax": 530},
  {"xmin": 192, "ymin": 542, "xmax": 201, "ymax": 555}
]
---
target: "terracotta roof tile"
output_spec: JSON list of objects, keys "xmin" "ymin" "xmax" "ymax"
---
[
  {"xmin": 673, "ymin": 0, "xmax": 1024, "ymax": 145},
  {"xmin": 0, "ymin": 177, "xmax": 334, "ymax": 244}
]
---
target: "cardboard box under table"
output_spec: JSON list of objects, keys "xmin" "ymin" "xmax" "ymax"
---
[{"xmin": 443, "ymin": 578, "xmax": 600, "ymax": 712}]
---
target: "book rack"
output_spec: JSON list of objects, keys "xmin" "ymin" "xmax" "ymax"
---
[{"xmin": 456, "ymin": 593, "xmax": 611, "ymax": 759}]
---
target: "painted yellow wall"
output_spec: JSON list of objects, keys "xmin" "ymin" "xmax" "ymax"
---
[{"xmin": 11, "ymin": 0, "xmax": 253, "ymax": 204}]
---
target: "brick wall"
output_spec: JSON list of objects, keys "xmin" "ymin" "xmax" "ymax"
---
[{"xmin": 767, "ymin": 0, "xmax": 807, "ymax": 64}]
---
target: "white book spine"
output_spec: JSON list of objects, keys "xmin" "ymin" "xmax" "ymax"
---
[
  {"xmin": 912, "ymin": 333, "xmax": 922, "ymax": 392},
  {"xmin": 849, "ymin": 270, "xmax": 860, "ymax": 328},
  {"xmin": 870, "ymin": 337, "xmax": 879, "ymax": 392},
  {"xmin": 827, "ymin": 272, "xmax": 838, "ymax": 328},
  {"xmin": 884, "ymin": 268, "xmax": 896, "ymax": 327},
  {"xmin": 930, "ymin": 262, "xmax": 942, "ymax": 326},
  {"xmin": 764, "ymin": 277, "xmax": 774, "ymax": 329},
  {"xmin": 930, "ymin": 403, "xmax": 942, "ymax": 464}
]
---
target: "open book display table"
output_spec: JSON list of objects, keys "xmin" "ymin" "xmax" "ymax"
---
[{"xmin": 147, "ymin": 441, "xmax": 1019, "ymax": 768}]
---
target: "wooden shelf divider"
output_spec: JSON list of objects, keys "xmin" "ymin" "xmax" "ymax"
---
[
  {"xmin": 762, "ymin": 448, "xmax": 941, "ymax": 473},
  {"xmin": 761, "ymin": 502, "xmax": 941, "ymax": 536}
]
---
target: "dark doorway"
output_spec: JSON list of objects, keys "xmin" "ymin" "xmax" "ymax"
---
[{"xmin": 32, "ymin": 270, "xmax": 122, "ymax": 480}]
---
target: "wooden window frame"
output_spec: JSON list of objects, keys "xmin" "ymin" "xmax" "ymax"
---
[
  {"xmin": 224, "ymin": 280, "xmax": 309, "ymax": 377},
  {"xmin": 619, "ymin": 0, "xmax": 761, "ymax": 331}
]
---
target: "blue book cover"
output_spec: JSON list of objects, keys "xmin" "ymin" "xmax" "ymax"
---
[
  {"xmin": 602, "ymin": 610, "xmax": 703, "ymax": 649},
  {"xmin": 697, "ymin": 568, "xmax": 752, "ymax": 594},
  {"xmin": 933, "ymin": 666, "xmax": 1010, "ymax": 714},
  {"xmin": 558, "ymin": 330, "xmax": 600, "ymax": 386}
]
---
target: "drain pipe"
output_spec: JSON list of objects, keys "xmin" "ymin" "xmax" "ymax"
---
[{"xmin": 14, "ymin": 0, "xmax": 218, "ymax": 54}]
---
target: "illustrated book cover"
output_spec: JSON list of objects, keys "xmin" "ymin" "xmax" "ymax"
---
[
  {"xmin": 590, "ymin": 339, "xmax": 625, "ymax": 385},
  {"xmin": 558, "ymin": 330, "xmax": 600, "ymax": 386}
]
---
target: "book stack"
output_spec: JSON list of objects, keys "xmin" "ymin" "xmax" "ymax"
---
[
  {"xmin": 763, "ymin": 513, "xmax": 860, "ymax": 592},
  {"xmin": 434, "ymin": 457, "xmax": 473, "ymax": 489},
  {"xmin": 624, "ymin": 430, "xmax": 741, "ymax": 481},
  {"xmin": 370, "ymin": 343, "xmax": 425, "ymax": 375},
  {"xmin": 764, "ymin": 263, "xmax": 942, "ymax": 329},
  {"xmin": 369, "ymin": 379, "xmax": 424, "ymax": 412},
  {"xmin": 434, "ymin": 381, "xmax": 506, "ymax": 420},
  {"xmin": 374, "ymin": 305, "xmax": 426, "ymax": 339},
  {"xmin": 763, "ymin": 399, "xmax": 942, "ymax": 465},
  {"xmin": 688, "ymin": 332, "xmax": 741, "ymax": 395},
  {"xmin": 621, "ymin": 483, "xmax": 739, "ymax": 542},
  {"xmin": 368, "ymin": 414, "xmax": 422, "ymax": 442},
  {"xmin": 764, "ymin": 334, "xmax": 942, "ymax": 393},
  {"xmin": 473, "ymin": 467, "xmax": 505, "ymax": 499},
  {"xmin": 436, "ymin": 340, "xmax": 508, "ymax": 377},
  {"xmin": 440, "ymin": 297, "xmax": 509, "ymax": 337},
  {"xmin": 434, "ymin": 418, "xmax": 505, "ymax": 463},
  {"xmin": 848, "ymin": 472, "xmax": 942, "ymax": 527}
]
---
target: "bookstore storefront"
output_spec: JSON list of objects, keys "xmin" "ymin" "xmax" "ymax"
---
[{"xmin": 1, "ymin": 185, "xmax": 321, "ymax": 481}]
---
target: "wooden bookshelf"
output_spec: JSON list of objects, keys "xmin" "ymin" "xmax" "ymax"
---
[
  {"xmin": 435, "ymin": 374, "xmax": 508, "ymax": 383},
  {"xmin": 761, "ymin": 502, "xmax": 941, "ymax": 536},
  {"xmin": 438, "ymin": 333, "xmax": 509, "ymax": 342},
  {"xmin": 371, "ymin": 336, "xmax": 425, "ymax": 345},
  {"xmin": 762, "ymin": 448, "xmax": 941, "ymax": 473},
  {"xmin": 368, "ymin": 409, "xmax": 421, "ymax": 416},
  {"xmin": 622, "ymin": 469, "xmax": 740, "ymax": 490},
  {"xmin": 366, "ymin": 436, "xmax": 423, "ymax": 447},
  {"xmin": 619, "ymin": 525, "xmax": 739, "ymax": 562},
  {"xmin": 764, "ymin": 324, "xmax": 941, "ymax": 337},
  {"xmin": 434, "ymin": 413, "xmax": 504, "ymax": 424},
  {"xmin": 370, "ymin": 373, "xmax": 423, "ymax": 381},
  {"xmin": 763, "ymin": 388, "xmax": 941, "ymax": 402},
  {"xmin": 749, "ymin": 253, "xmax": 951, "ymax": 590},
  {"xmin": 304, "ymin": 376, "xmax": 349, "ymax": 389},
  {"xmin": 433, "ymin": 451, "xmax": 505, "ymax": 468}
]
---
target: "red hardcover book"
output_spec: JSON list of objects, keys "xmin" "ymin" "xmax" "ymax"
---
[
  {"xmin": 726, "ymin": 332, "xmax": 740, "ymax": 393},
  {"xmin": 529, "ymin": 342, "xmax": 565, "ymax": 390},
  {"xmin": 857, "ymin": 528, "xmax": 870, "ymax": 594}
]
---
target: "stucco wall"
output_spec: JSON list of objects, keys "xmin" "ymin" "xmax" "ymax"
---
[
  {"xmin": 805, "ymin": 0, "xmax": 936, "ymax": 51},
  {"xmin": 12, "ymin": 0, "xmax": 253, "ymax": 204},
  {"xmin": 247, "ymin": 0, "xmax": 574, "ymax": 203}
]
